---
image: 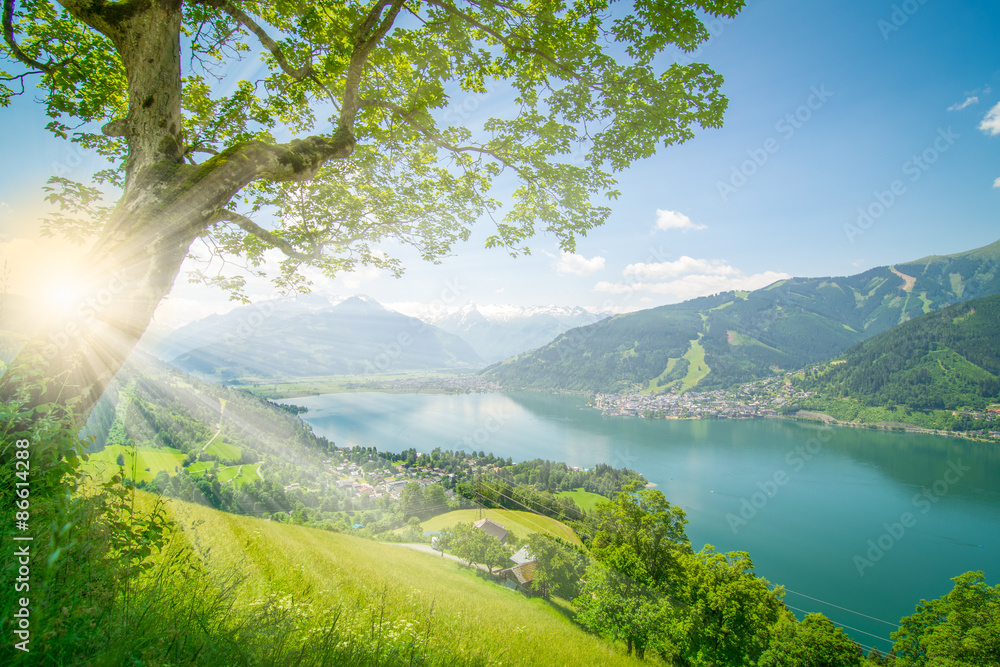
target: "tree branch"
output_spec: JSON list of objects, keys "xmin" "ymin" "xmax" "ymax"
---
[
  {"xmin": 54, "ymin": 0, "xmax": 147, "ymax": 37},
  {"xmin": 361, "ymin": 97, "xmax": 520, "ymax": 172},
  {"xmin": 212, "ymin": 209, "xmax": 323, "ymax": 261},
  {"xmin": 341, "ymin": 0, "xmax": 405, "ymax": 126},
  {"xmin": 198, "ymin": 0, "xmax": 313, "ymax": 81},
  {"xmin": 4, "ymin": 0, "xmax": 59, "ymax": 74}
]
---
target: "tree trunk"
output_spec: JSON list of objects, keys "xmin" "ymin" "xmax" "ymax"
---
[
  {"xmin": 1, "ymin": 165, "xmax": 210, "ymax": 422},
  {"xmin": 2, "ymin": 1, "xmax": 356, "ymax": 428}
]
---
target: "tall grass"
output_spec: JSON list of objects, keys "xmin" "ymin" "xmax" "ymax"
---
[{"xmin": 1, "ymin": 476, "xmax": 657, "ymax": 666}]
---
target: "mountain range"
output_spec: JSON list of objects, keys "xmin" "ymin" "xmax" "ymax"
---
[
  {"xmin": 427, "ymin": 304, "xmax": 611, "ymax": 363},
  {"xmin": 149, "ymin": 295, "xmax": 614, "ymax": 377},
  {"xmin": 156, "ymin": 295, "xmax": 482, "ymax": 379},
  {"xmin": 482, "ymin": 238, "xmax": 1000, "ymax": 393}
]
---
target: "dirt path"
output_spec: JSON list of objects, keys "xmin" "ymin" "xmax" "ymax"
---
[
  {"xmin": 200, "ymin": 398, "xmax": 226, "ymax": 452},
  {"xmin": 890, "ymin": 266, "xmax": 916, "ymax": 292},
  {"xmin": 388, "ymin": 543, "xmax": 494, "ymax": 573}
]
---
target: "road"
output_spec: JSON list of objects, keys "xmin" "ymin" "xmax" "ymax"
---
[
  {"xmin": 200, "ymin": 398, "xmax": 226, "ymax": 452},
  {"xmin": 389, "ymin": 543, "xmax": 494, "ymax": 574}
]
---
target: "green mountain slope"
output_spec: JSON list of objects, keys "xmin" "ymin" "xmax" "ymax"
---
[
  {"xmin": 483, "ymin": 239, "xmax": 1000, "ymax": 392},
  {"xmin": 164, "ymin": 496, "xmax": 646, "ymax": 667},
  {"xmin": 81, "ymin": 351, "xmax": 339, "ymax": 514},
  {"xmin": 795, "ymin": 293, "xmax": 1000, "ymax": 413}
]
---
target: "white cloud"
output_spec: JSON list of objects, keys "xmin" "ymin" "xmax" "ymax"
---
[
  {"xmin": 994, "ymin": 177, "xmax": 1000, "ymax": 189},
  {"xmin": 596, "ymin": 268, "xmax": 790, "ymax": 302},
  {"xmin": 947, "ymin": 96, "xmax": 979, "ymax": 111},
  {"xmin": 340, "ymin": 265, "xmax": 383, "ymax": 289},
  {"xmin": 555, "ymin": 251, "xmax": 605, "ymax": 276},
  {"xmin": 623, "ymin": 256, "xmax": 740, "ymax": 280},
  {"xmin": 654, "ymin": 209, "xmax": 706, "ymax": 232},
  {"xmin": 979, "ymin": 102, "xmax": 1000, "ymax": 135}
]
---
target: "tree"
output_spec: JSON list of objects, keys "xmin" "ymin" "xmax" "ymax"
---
[
  {"xmin": 667, "ymin": 547, "xmax": 786, "ymax": 667},
  {"xmin": 522, "ymin": 532, "xmax": 586, "ymax": 600},
  {"xmin": 589, "ymin": 480, "xmax": 690, "ymax": 590},
  {"xmin": 422, "ymin": 483, "xmax": 448, "ymax": 516},
  {"xmin": 574, "ymin": 561, "xmax": 668, "ymax": 659},
  {"xmin": 758, "ymin": 613, "xmax": 864, "ymax": 667},
  {"xmin": 891, "ymin": 571, "xmax": 1000, "ymax": 667},
  {"xmin": 448, "ymin": 522, "xmax": 509, "ymax": 574},
  {"xmin": 399, "ymin": 480, "xmax": 425, "ymax": 519},
  {"xmin": 1, "ymin": 0, "xmax": 743, "ymax": 424}
]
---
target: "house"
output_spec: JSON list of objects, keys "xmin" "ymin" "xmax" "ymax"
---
[
  {"xmin": 499, "ymin": 561, "xmax": 538, "ymax": 593},
  {"xmin": 509, "ymin": 546, "xmax": 535, "ymax": 566},
  {"xmin": 473, "ymin": 517, "xmax": 508, "ymax": 544}
]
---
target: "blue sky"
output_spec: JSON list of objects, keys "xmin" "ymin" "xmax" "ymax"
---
[{"xmin": 2, "ymin": 0, "xmax": 998, "ymax": 328}]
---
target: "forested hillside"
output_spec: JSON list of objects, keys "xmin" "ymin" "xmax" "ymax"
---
[
  {"xmin": 483, "ymin": 239, "xmax": 1000, "ymax": 393},
  {"xmin": 795, "ymin": 293, "xmax": 1000, "ymax": 413}
]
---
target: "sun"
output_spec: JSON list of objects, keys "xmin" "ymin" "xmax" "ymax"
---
[{"xmin": 40, "ymin": 274, "xmax": 87, "ymax": 319}]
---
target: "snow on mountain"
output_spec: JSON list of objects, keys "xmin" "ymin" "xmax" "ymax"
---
[{"xmin": 425, "ymin": 303, "xmax": 613, "ymax": 363}]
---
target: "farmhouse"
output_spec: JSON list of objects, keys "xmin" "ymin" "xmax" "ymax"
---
[
  {"xmin": 472, "ymin": 517, "xmax": 508, "ymax": 544},
  {"xmin": 499, "ymin": 561, "xmax": 538, "ymax": 593}
]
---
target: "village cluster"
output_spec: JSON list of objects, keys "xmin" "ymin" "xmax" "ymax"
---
[{"xmin": 592, "ymin": 376, "xmax": 804, "ymax": 419}]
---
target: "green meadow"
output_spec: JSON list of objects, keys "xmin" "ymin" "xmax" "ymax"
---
[
  {"xmin": 154, "ymin": 493, "xmax": 651, "ymax": 666},
  {"xmin": 82, "ymin": 444, "xmax": 187, "ymax": 483},
  {"xmin": 555, "ymin": 488, "xmax": 608, "ymax": 514},
  {"xmin": 418, "ymin": 508, "xmax": 583, "ymax": 547}
]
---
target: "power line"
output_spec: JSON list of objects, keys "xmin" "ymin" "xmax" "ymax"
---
[
  {"xmin": 784, "ymin": 604, "xmax": 893, "ymax": 645},
  {"xmin": 480, "ymin": 474, "xmax": 588, "ymax": 530},
  {"xmin": 475, "ymin": 479, "xmax": 585, "ymax": 543},
  {"xmin": 783, "ymin": 588, "xmax": 900, "ymax": 628},
  {"xmin": 477, "ymin": 476, "xmax": 586, "ymax": 531}
]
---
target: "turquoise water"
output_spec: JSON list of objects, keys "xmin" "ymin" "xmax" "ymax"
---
[{"xmin": 286, "ymin": 391, "xmax": 1000, "ymax": 653}]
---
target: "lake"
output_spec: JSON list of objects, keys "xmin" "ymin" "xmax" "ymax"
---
[{"xmin": 284, "ymin": 390, "xmax": 1000, "ymax": 654}]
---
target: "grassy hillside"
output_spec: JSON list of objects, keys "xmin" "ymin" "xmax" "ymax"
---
[
  {"xmin": 83, "ymin": 444, "xmax": 188, "ymax": 483},
  {"xmin": 794, "ymin": 293, "xmax": 1000, "ymax": 423},
  {"xmin": 555, "ymin": 489, "xmax": 608, "ymax": 514},
  {"xmin": 151, "ymin": 492, "xmax": 648, "ymax": 666},
  {"xmin": 483, "ymin": 239, "xmax": 1000, "ymax": 393},
  {"xmin": 418, "ymin": 509, "xmax": 584, "ymax": 547}
]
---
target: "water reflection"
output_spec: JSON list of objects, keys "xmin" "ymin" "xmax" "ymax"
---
[{"xmin": 288, "ymin": 391, "xmax": 1000, "ymax": 652}]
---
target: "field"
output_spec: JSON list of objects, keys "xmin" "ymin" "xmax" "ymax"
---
[
  {"xmin": 418, "ymin": 509, "xmax": 583, "ymax": 547},
  {"xmin": 229, "ymin": 370, "xmax": 468, "ymax": 399},
  {"xmin": 555, "ymin": 488, "xmax": 608, "ymax": 514},
  {"xmin": 83, "ymin": 445, "xmax": 187, "ymax": 483},
  {"xmin": 203, "ymin": 439, "xmax": 242, "ymax": 460},
  {"xmin": 189, "ymin": 462, "xmax": 261, "ymax": 486},
  {"xmin": 149, "ymin": 493, "xmax": 650, "ymax": 666},
  {"xmin": 677, "ymin": 335, "xmax": 710, "ymax": 392}
]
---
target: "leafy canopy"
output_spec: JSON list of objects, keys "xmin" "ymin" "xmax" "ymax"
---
[{"xmin": 2, "ymin": 0, "xmax": 743, "ymax": 299}]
